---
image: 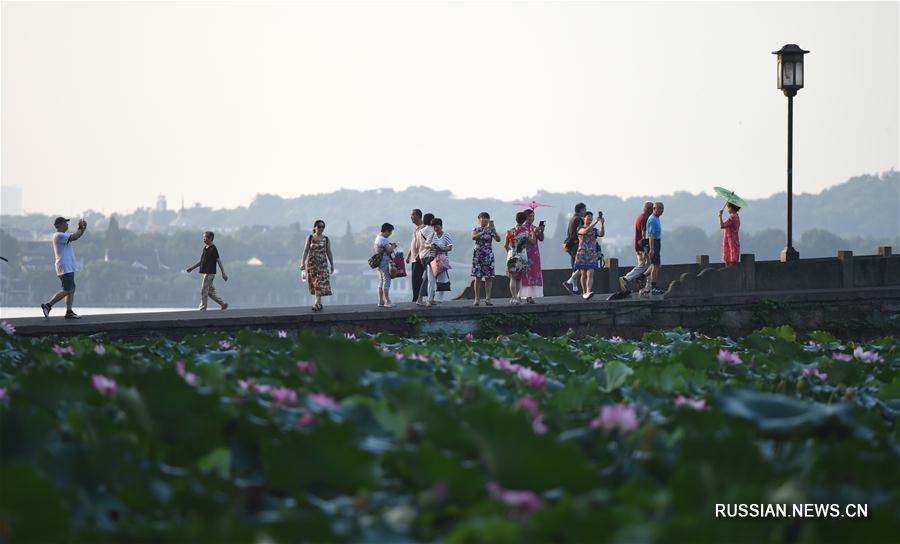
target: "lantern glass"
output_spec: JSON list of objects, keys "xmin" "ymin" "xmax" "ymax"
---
[
  {"xmin": 795, "ymin": 62, "xmax": 803, "ymax": 86},
  {"xmin": 783, "ymin": 61, "xmax": 794, "ymax": 86}
]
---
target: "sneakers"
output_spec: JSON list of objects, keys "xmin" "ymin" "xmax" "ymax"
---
[
  {"xmin": 41, "ymin": 303, "xmax": 51, "ymax": 319},
  {"xmin": 221, "ymin": 303, "xmax": 229, "ymax": 310},
  {"xmin": 651, "ymin": 288, "xmax": 666, "ymax": 296},
  {"xmin": 64, "ymin": 312, "xmax": 81, "ymax": 320},
  {"xmin": 562, "ymin": 281, "xmax": 573, "ymax": 294}
]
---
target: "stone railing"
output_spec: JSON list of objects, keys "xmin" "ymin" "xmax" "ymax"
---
[{"xmin": 455, "ymin": 247, "xmax": 898, "ymax": 299}]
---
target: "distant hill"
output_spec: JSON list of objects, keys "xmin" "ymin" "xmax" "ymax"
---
[{"xmin": 2, "ymin": 171, "xmax": 897, "ymax": 243}]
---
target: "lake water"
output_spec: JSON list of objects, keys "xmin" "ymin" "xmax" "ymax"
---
[{"xmin": 0, "ymin": 307, "xmax": 192, "ymax": 319}]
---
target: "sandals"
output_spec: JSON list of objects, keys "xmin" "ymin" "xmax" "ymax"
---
[
  {"xmin": 484, "ymin": 300, "xmax": 493, "ymax": 306},
  {"xmin": 473, "ymin": 300, "xmax": 480, "ymax": 306},
  {"xmin": 312, "ymin": 303, "xmax": 323, "ymax": 312}
]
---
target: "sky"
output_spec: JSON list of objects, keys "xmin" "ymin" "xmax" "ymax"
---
[{"xmin": 1, "ymin": 0, "xmax": 897, "ymax": 216}]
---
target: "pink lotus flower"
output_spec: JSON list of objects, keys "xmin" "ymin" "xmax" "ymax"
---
[
  {"xmin": 52, "ymin": 345, "xmax": 75, "ymax": 356},
  {"xmin": 91, "ymin": 374, "xmax": 118, "ymax": 397},
  {"xmin": 492, "ymin": 357, "xmax": 517, "ymax": 373},
  {"xmin": 516, "ymin": 397, "xmax": 540, "ymax": 418},
  {"xmin": 593, "ymin": 360, "xmax": 605, "ymax": 369},
  {"xmin": 632, "ymin": 349, "xmax": 645, "ymax": 361},
  {"xmin": 239, "ymin": 379, "xmax": 273, "ymax": 395},
  {"xmin": 0, "ymin": 321, "xmax": 15, "ymax": 336},
  {"xmin": 853, "ymin": 347, "xmax": 883, "ymax": 363},
  {"xmin": 521, "ymin": 369, "xmax": 547, "ymax": 389},
  {"xmin": 296, "ymin": 361, "xmax": 316, "ymax": 375},
  {"xmin": 487, "ymin": 482, "xmax": 544, "ymax": 514},
  {"xmin": 277, "ymin": 330, "xmax": 288, "ymax": 338},
  {"xmin": 269, "ymin": 387, "xmax": 298, "ymax": 407},
  {"xmin": 308, "ymin": 392, "xmax": 340, "ymax": 409},
  {"xmin": 93, "ymin": 343, "xmax": 105, "ymax": 355},
  {"xmin": 673, "ymin": 395, "xmax": 707, "ymax": 411},
  {"xmin": 717, "ymin": 349, "xmax": 743, "ymax": 366},
  {"xmin": 465, "ymin": 332, "xmax": 474, "ymax": 341},
  {"xmin": 297, "ymin": 411, "xmax": 317, "ymax": 428},
  {"xmin": 609, "ymin": 336, "xmax": 623, "ymax": 343},
  {"xmin": 218, "ymin": 340, "xmax": 233, "ymax": 350},
  {"xmin": 493, "ymin": 357, "xmax": 546, "ymax": 388},
  {"xmin": 0, "ymin": 387, "xmax": 8, "ymax": 402},
  {"xmin": 802, "ymin": 367, "xmax": 828, "ymax": 381},
  {"xmin": 174, "ymin": 360, "xmax": 198, "ymax": 385},
  {"xmin": 410, "ymin": 354, "xmax": 429, "ymax": 363},
  {"xmin": 831, "ymin": 352, "xmax": 853, "ymax": 362},
  {"xmin": 238, "ymin": 378, "xmax": 255, "ymax": 392},
  {"xmin": 394, "ymin": 352, "xmax": 405, "ymax": 360},
  {"xmin": 590, "ymin": 403, "xmax": 639, "ymax": 434},
  {"xmin": 516, "ymin": 397, "xmax": 548, "ymax": 434}
]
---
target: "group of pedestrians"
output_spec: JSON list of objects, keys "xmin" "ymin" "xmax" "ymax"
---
[{"xmin": 37, "ymin": 200, "xmax": 742, "ymax": 317}]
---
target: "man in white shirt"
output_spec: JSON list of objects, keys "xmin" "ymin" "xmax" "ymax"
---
[
  {"xmin": 41, "ymin": 217, "xmax": 87, "ymax": 319},
  {"xmin": 415, "ymin": 213, "xmax": 435, "ymax": 305}
]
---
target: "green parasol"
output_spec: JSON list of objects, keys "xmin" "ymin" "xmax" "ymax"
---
[{"xmin": 713, "ymin": 186, "xmax": 748, "ymax": 209}]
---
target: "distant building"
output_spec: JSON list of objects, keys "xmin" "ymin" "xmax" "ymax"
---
[
  {"xmin": 1, "ymin": 186, "xmax": 23, "ymax": 216},
  {"xmin": 156, "ymin": 195, "xmax": 167, "ymax": 212}
]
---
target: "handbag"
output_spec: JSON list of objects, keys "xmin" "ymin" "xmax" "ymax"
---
[
  {"xmin": 367, "ymin": 249, "xmax": 384, "ymax": 269},
  {"xmin": 391, "ymin": 252, "xmax": 407, "ymax": 278},
  {"xmin": 436, "ymin": 281, "xmax": 451, "ymax": 292},
  {"xmin": 430, "ymin": 253, "xmax": 451, "ymax": 276}
]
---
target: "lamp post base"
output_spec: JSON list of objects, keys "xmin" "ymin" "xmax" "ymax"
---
[{"xmin": 780, "ymin": 246, "xmax": 800, "ymax": 262}]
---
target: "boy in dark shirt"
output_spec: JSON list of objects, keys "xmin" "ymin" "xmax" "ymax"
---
[{"xmin": 186, "ymin": 231, "xmax": 229, "ymax": 310}]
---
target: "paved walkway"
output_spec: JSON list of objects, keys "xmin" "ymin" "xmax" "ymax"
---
[{"xmin": 3, "ymin": 293, "xmax": 626, "ymax": 337}]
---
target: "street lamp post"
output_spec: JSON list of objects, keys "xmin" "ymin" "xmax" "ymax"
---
[{"xmin": 773, "ymin": 44, "xmax": 809, "ymax": 262}]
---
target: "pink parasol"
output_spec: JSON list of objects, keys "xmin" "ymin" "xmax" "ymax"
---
[{"xmin": 512, "ymin": 200, "xmax": 554, "ymax": 209}]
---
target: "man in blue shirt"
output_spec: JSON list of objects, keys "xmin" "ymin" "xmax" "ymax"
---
[{"xmin": 642, "ymin": 202, "xmax": 665, "ymax": 296}]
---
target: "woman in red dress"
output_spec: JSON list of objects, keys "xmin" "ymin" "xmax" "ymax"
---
[{"xmin": 718, "ymin": 203, "xmax": 741, "ymax": 267}]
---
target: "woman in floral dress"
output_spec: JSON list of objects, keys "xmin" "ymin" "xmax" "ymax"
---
[
  {"xmin": 573, "ymin": 211, "xmax": 604, "ymax": 300},
  {"xmin": 718, "ymin": 203, "xmax": 741, "ymax": 267},
  {"xmin": 504, "ymin": 211, "xmax": 532, "ymax": 305},
  {"xmin": 300, "ymin": 219, "xmax": 334, "ymax": 311},
  {"xmin": 519, "ymin": 209, "xmax": 545, "ymax": 303},
  {"xmin": 471, "ymin": 212, "xmax": 501, "ymax": 306}
]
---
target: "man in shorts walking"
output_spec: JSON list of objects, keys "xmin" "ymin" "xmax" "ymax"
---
[{"xmin": 41, "ymin": 217, "xmax": 87, "ymax": 319}]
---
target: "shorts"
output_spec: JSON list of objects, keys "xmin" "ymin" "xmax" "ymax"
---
[
  {"xmin": 59, "ymin": 272, "xmax": 76, "ymax": 291},
  {"xmin": 650, "ymin": 239, "xmax": 662, "ymax": 266}
]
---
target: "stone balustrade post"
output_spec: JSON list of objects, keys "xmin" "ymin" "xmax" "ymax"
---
[
  {"xmin": 837, "ymin": 250, "xmax": 854, "ymax": 288},
  {"xmin": 878, "ymin": 246, "xmax": 892, "ymax": 257},
  {"xmin": 696, "ymin": 255, "xmax": 709, "ymax": 272},
  {"xmin": 607, "ymin": 258, "xmax": 619, "ymax": 293},
  {"xmin": 740, "ymin": 253, "xmax": 755, "ymax": 292}
]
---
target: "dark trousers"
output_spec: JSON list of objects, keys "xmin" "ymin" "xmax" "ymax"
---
[{"xmin": 411, "ymin": 261, "xmax": 426, "ymax": 302}]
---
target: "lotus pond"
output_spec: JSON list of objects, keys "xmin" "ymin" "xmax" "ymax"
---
[{"xmin": 0, "ymin": 325, "xmax": 898, "ymax": 543}]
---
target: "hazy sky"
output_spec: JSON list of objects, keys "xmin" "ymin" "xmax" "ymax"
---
[{"xmin": 2, "ymin": 1, "xmax": 897, "ymax": 216}]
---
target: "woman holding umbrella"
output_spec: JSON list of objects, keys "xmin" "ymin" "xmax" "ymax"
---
[{"xmin": 714, "ymin": 187, "xmax": 745, "ymax": 268}]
